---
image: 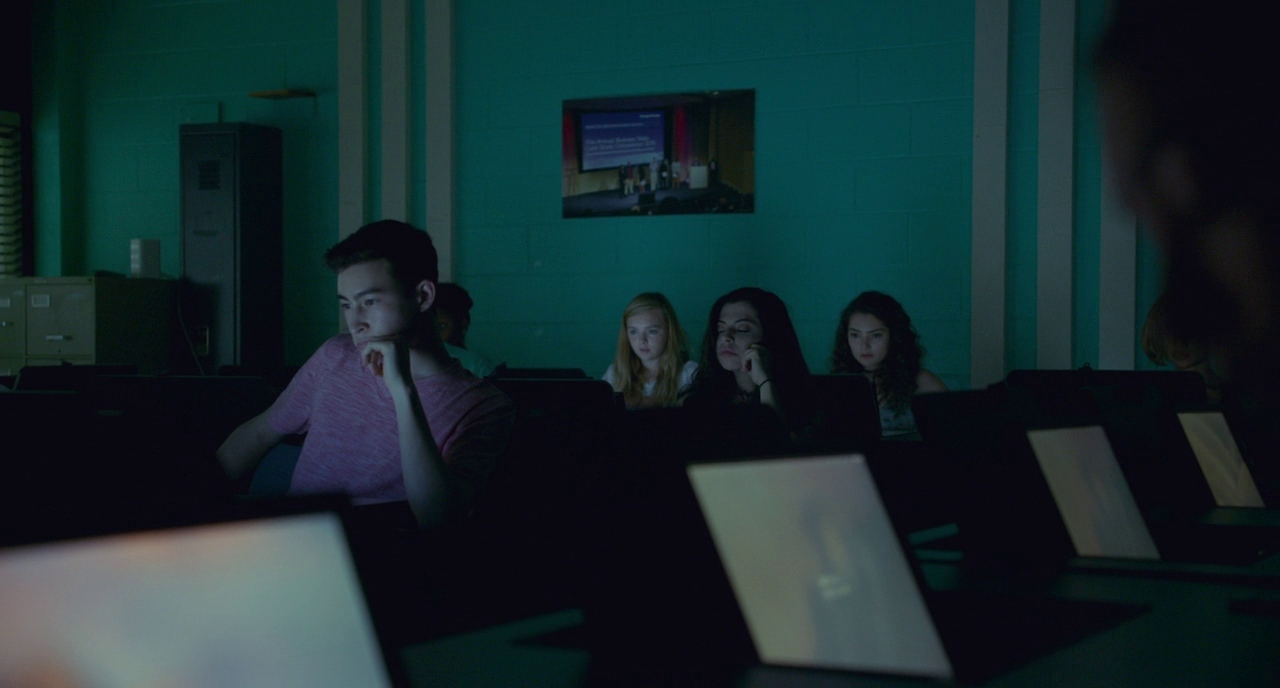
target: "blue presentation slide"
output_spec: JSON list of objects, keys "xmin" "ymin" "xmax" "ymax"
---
[{"xmin": 580, "ymin": 110, "xmax": 665, "ymax": 171}]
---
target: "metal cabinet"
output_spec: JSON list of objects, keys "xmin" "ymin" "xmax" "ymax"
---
[
  {"xmin": 0, "ymin": 278, "xmax": 25, "ymax": 376},
  {"xmin": 0, "ymin": 275, "xmax": 176, "ymax": 375},
  {"xmin": 180, "ymin": 122, "xmax": 283, "ymax": 374}
]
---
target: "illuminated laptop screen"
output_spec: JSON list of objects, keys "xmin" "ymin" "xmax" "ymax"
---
[
  {"xmin": 1176, "ymin": 411, "xmax": 1265, "ymax": 508},
  {"xmin": 1027, "ymin": 426, "xmax": 1160, "ymax": 560},
  {"xmin": 687, "ymin": 454, "xmax": 952, "ymax": 679},
  {"xmin": 0, "ymin": 513, "xmax": 392, "ymax": 688}
]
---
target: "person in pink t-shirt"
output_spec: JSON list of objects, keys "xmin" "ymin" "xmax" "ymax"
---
[{"xmin": 217, "ymin": 220, "xmax": 515, "ymax": 527}]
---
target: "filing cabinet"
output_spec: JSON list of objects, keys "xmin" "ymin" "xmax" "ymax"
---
[
  {"xmin": 0, "ymin": 274, "xmax": 176, "ymax": 376},
  {"xmin": 0, "ymin": 278, "xmax": 24, "ymax": 376}
]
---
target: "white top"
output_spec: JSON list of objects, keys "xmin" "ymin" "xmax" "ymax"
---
[
  {"xmin": 445, "ymin": 343, "xmax": 498, "ymax": 378},
  {"xmin": 602, "ymin": 360, "xmax": 699, "ymax": 398}
]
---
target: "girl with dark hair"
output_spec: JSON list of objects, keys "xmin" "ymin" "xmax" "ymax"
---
[
  {"xmin": 830, "ymin": 291, "xmax": 946, "ymax": 436},
  {"xmin": 602, "ymin": 292, "xmax": 697, "ymax": 409},
  {"xmin": 682, "ymin": 287, "xmax": 814, "ymax": 434}
]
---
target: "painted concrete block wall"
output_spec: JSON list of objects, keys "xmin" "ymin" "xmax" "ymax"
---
[
  {"xmin": 454, "ymin": 0, "xmax": 976, "ymax": 386},
  {"xmin": 1004, "ymin": 0, "xmax": 1150, "ymax": 374},
  {"xmin": 30, "ymin": 0, "xmax": 1163, "ymax": 376},
  {"xmin": 1006, "ymin": 0, "xmax": 1040, "ymax": 373},
  {"xmin": 34, "ymin": 0, "xmax": 338, "ymax": 364},
  {"xmin": 1072, "ymin": 0, "xmax": 1107, "ymax": 370}
]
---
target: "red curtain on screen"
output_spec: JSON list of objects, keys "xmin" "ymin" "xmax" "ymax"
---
[
  {"xmin": 562, "ymin": 111, "xmax": 577, "ymax": 169},
  {"xmin": 673, "ymin": 106, "xmax": 690, "ymax": 183}
]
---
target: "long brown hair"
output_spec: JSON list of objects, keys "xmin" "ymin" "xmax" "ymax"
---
[
  {"xmin": 683, "ymin": 287, "xmax": 814, "ymax": 430},
  {"xmin": 830, "ymin": 291, "xmax": 924, "ymax": 412}
]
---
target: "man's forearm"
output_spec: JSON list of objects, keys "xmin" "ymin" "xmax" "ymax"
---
[
  {"xmin": 390, "ymin": 385, "xmax": 457, "ymax": 526},
  {"xmin": 216, "ymin": 411, "xmax": 282, "ymax": 481}
]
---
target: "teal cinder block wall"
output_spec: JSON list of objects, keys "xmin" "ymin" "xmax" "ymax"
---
[
  {"xmin": 33, "ymin": 0, "xmax": 339, "ymax": 364},
  {"xmin": 31, "ymin": 0, "xmax": 1163, "ymax": 378},
  {"xmin": 455, "ymin": 1, "xmax": 975, "ymax": 386},
  {"xmin": 1007, "ymin": 0, "xmax": 1041, "ymax": 373}
]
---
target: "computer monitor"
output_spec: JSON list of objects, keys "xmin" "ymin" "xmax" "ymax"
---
[
  {"xmin": 1176, "ymin": 410, "xmax": 1266, "ymax": 508},
  {"xmin": 1026, "ymin": 426, "xmax": 1161, "ymax": 560},
  {"xmin": 687, "ymin": 454, "xmax": 952, "ymax": 679},
  {"xmin": 0, "ymin": 512, "xmax": 394, "ymax": 687}
]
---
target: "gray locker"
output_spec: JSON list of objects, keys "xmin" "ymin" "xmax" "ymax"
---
[{"xmin": 180, "ymin": 122, "xmax": 283, "ymax": 375}]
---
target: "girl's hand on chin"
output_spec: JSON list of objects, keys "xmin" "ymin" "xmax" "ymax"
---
[{"xmin": 742, "ymin": 344, "xmax": 773, "ymax": 386}]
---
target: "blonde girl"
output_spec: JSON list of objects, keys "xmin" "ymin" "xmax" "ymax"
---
[{"xmin": 602, "ymin": 293, "xmax": 697, "ymax": 409}]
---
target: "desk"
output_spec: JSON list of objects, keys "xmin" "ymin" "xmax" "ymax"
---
[
  {"xmin": 402, "ymin": 610, "xmax": 591, "ymax": 687},
  {"xmin": 402, "ymin": 564, "xmax": 1280, "ymax": 687}
]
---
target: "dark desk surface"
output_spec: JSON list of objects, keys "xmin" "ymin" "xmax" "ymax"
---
[{"xmin": 402, "ymin": 562, "xmax": 1280, "ymax": 687}]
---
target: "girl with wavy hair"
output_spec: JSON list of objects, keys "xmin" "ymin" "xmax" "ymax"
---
[{"xmin": 830, "ymin": 291, "xmax": 946, "ymax": 436}]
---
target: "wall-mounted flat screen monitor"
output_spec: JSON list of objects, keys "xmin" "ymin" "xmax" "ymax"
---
[{"xmin": 562, "ymin": 89, "xmax": 755, "ymax": 218}]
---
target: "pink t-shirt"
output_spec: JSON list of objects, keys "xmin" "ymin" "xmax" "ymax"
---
[{"xmin": 268, "ymin": 335, "xmax": 515, "ymax": 505}]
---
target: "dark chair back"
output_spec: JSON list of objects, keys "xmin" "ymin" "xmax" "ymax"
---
[
  {"xmin": 14, "ymin": 364, "xmax": 138, "ymax": 392},
  {"xmin": 461, "ymin": 378, "xmax": 623, "ymax": 622},
  {"xmin": 0, "ymin": 389, "xmax": 234, "ymax": 545},
  {"xmin": 1003, "ymin": 368, "xmax": 1207, "ymax": 407},
  {"xmin": 89, "ymin": 374, "xmax": 275, "ymax": 451},
  {"xmin": 487, "ymin": 366, "xmax": 588, "ymax": 379},
  {"xmin": 913, "ymin": 388, "xmax": 1078, "ymax": 566},
  {"xmin": 810, "ymin": 373, "xmax": 881, "ymax": 453}
]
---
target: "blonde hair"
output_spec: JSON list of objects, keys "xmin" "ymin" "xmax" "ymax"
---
[{"xmin": 611, "ymin": 292, "xmax": 689, "ymax": 408}]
